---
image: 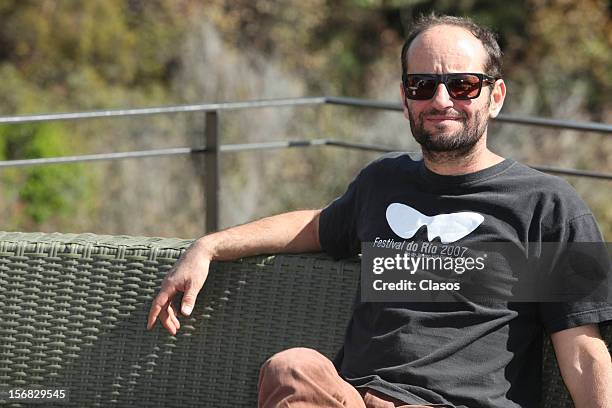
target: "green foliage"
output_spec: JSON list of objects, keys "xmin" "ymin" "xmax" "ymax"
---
[{"xmin": 0, "ymin": 123, "xmax": 88, "ymax": 225}]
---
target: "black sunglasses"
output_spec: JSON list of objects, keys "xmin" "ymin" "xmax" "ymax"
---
[{"xmin": 402, "ymin": 73, "xmax": 498, "ymax": 100}]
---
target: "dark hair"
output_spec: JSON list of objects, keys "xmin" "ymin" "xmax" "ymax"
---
[{"xmin": 400, "ymin": 14, "xmax": 503, "ymax": 78}]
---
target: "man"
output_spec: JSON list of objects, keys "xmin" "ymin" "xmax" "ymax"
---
[{"xmin": 147, "ymin": 14, "xmax": 611, "ymax": 408}]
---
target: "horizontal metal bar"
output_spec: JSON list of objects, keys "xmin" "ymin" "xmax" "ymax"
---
[
  {"xmin": 322, "ymin": 140, "xmax": 612, "ymax": 179},
  {"xmin": 325, "ymin": 96, "xmax": 403, "ymax": 111},
  {"xmin": 218, "ymin": 139, "xmax": 329, "ymax": 152},
  {"xmin": 528, "ymin": 164, "xmax": 612, "ymax": 180},
  {"xmin": 0, "ymin": 140, "xmax": 332, "ymax": 167},
  {"xmin": 495, "ymin": 114, "xmax": 612, "ymax": 134},
  {"xmin": 218, "ymin": 139, "xmax": 403, "ymax": 153},
  {"xmin": 0, "ymin": 97, "xmax": 327, "ymax": 124},
  {"xmin": 1, "ymin": 139, "xmax": 609, "ymax": 181},
  {"xmin": 0, "ymin": 139, "xmax": 385, "ymax": 168},
  {"xmin": 0, "ymin": 96, "xmax": 609, "ymax": 134},
  {"xmin": 0, "ymin": 147, "xmax": 204, "ymax": 167},
  {"xmin": 325, "ymin": 140, "xmax": 399, "ymax": 153},
  {"xmin": 325, "ymin": 96, "xmax": 612, "ymax": 134}
]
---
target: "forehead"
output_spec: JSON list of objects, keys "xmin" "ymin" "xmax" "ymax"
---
[{"xmin": 406, "ymin": 25, "xmax": 487, "ymax": 73}]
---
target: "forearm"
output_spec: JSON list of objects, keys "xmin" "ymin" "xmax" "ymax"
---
[
  {"xmin": 148, "ymin": 209, "xmax": 323, "ymax": 332},
  {"xmin": 567, "ymin": 343, "xmax": 611, "ymax": 408},
  {"xmin": 554, "ymin": 326, "xmax": 612, "ymax": 408},
  {"xmin": 193, "ymin": 209, "xmax": 322, "ymax": 261}
]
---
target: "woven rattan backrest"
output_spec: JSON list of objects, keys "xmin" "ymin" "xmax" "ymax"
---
[{"xmin": 0, "ymin": 232, "xmax": 357, "ymax": 407}]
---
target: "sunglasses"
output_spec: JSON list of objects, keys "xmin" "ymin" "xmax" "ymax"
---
[{"xmin": 402, "ymin": 73, "xmax": 498, "ymax": 100}]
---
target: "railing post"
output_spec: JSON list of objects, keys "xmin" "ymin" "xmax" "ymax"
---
[{"xmin": 204, "ymin": 111, "xmax": 219, "ymax": 233}]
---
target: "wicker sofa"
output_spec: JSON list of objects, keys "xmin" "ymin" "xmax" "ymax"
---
[{"xmin": 0, "ymin": 232, "xmax": 608, "ymax": 407}]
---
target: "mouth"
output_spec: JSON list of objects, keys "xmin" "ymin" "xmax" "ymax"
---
[{"xmin": 425, "ymin": 116, "xmax": 463, "ymax": 122}]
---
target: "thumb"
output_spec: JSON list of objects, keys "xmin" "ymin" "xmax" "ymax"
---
[{"xmin": 181, "ymin": 278, "xmax": 203, "ymax": 316}]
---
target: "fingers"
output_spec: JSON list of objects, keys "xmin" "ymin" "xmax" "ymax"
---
[
  {"xmin": 159, "ymin": 300, "xmax": 181, "ymax": 335},
  {"xmin": 149, "ymin": 297, "xmax": 181, "ymax": 336},
  {"xmin": 147, "ymin": 283, "xmax": 176, "ymax": 330},
  {"xmin": 146, "ymin": 244, "xmax": 211, "ymax": 333},
  {"xmin": 147, "ymin": 274, "xmax": 204, "ymax": 334},
  {"xmin": 181, "ymin": 277, "xmax": 205, "ymax": 317}
]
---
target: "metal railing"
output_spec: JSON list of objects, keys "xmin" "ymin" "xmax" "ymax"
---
[{"xmin": 0, "ymin": 96, "xmax": 610, "ymax": 232}]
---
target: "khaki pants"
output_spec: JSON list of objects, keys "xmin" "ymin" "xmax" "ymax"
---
[{"xmin": 258, "ymin": 347, "xmax": 434, "ymax": 408}]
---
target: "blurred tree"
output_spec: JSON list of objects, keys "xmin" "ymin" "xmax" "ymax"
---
[
  {"xmin": 0, "ymin": 123, "xmax": 89, "ymax": 227},
  {"xmin": 521, "ymin": 0, "xmax": 611, "ymax": 117},
  {"xmin": 0, "ymin": 0, "xmax": 201, "ymax": 232}
]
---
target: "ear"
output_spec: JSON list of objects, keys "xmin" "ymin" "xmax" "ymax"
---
[
  {"xmin": 488, "ymin": 79, "xmax": 506, "ymax": 118},
  {"xmin": 399, "ymin": 82, "xmax": 410, "ymax": 120}
]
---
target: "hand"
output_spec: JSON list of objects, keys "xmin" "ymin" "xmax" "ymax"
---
[{"xmin": 147, "ymin": 240, "xmax": 211, "ymax": 335}]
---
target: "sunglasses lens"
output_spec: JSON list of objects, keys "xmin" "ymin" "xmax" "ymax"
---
[
  {"xmin": 405, "ymin": 75, "xmax": 437, "ymax": 100},
  {"xmin": 446, "ymin": 74, "xmax": 482, "ymax": 99}
]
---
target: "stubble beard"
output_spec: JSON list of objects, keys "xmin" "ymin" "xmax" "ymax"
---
[{"xmin": 408, "ymin": 104, "xmax": 490, "ymax": 160}]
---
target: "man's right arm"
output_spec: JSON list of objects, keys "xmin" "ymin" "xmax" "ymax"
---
[{"xmin": 146, "ymin": 209, "xmax": 322, "ymax": 335}]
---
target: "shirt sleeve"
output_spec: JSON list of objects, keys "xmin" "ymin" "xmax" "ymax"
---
[
  {"xmin": 318, "ymin": 171, "xmax": 364, "ymax": 260},
  {"xmin": 539, "ymin": 214, "xmax": 612, "ymax": 333}
]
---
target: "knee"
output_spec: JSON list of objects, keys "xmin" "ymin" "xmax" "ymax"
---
[
  {"xmin": 257, "ymin": 348, "xmax": 344, "ymax": 407},
  {"xmin": 260, "ymin": 347, "xmax": 330, "ymax": 377}
]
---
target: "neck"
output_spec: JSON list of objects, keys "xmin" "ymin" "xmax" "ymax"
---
[{"xmin": 421, "ymin": 135, "xmax": 504, "ymax": 176}]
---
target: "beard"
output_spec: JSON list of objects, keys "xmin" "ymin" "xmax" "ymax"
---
[{"xmin": 408, "ymin": 104, "xmax": 490, "ymax": 156}]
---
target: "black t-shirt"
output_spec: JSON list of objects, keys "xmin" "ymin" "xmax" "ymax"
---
[{"xmin": 319, "ymin": 153, "xmax": 612, "ymax": 408}]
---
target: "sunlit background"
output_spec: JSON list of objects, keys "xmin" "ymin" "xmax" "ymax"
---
[{"xmin": 0, "ymin": 0, "xmax": 609, "ymax": 238}]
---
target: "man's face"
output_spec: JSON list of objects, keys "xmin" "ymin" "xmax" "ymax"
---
[{"xmin": 401, "ymin": 25, "xmax": 502, "ymax": 153}]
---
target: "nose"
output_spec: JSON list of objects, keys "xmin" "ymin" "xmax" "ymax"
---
[{"xmin": 430, "ymin": 83, "xmax": 453, "ymax": 109}]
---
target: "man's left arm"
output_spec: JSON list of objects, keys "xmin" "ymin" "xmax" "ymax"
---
[{"xmin": 551, "ymin": 324, "xmax": 611, "ymax": 408}]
